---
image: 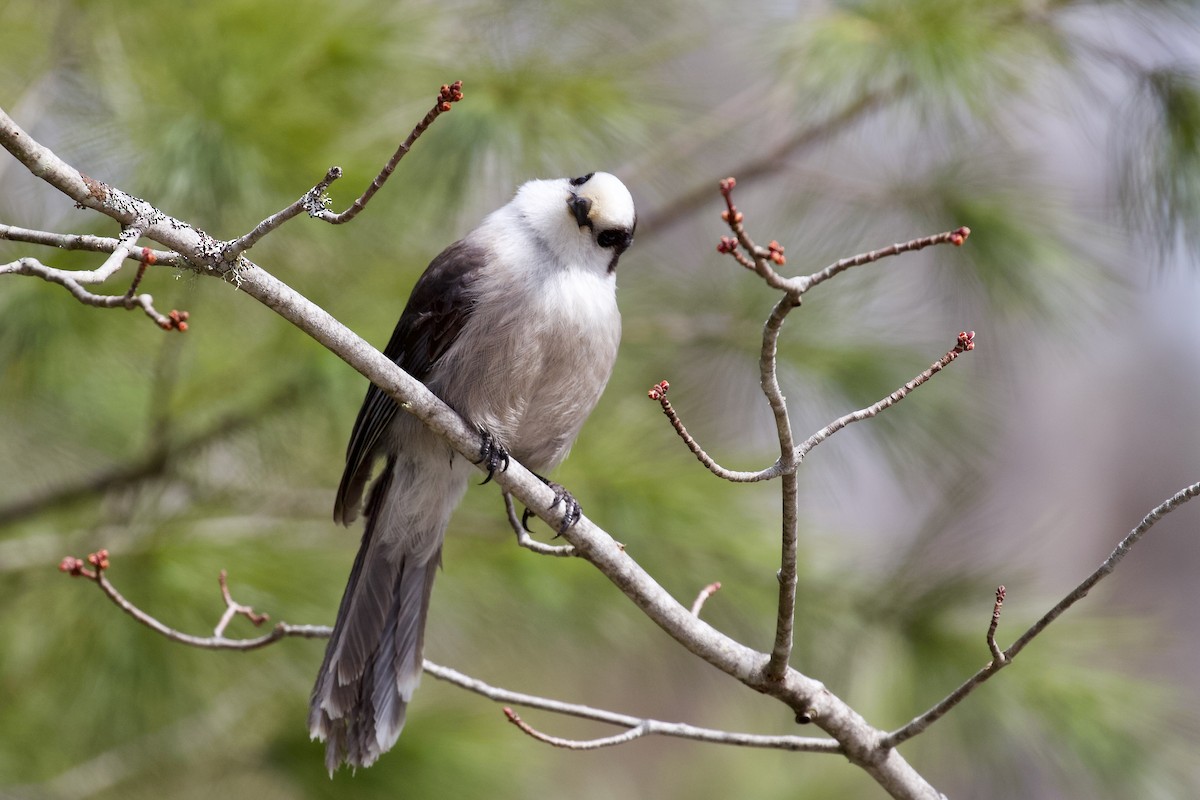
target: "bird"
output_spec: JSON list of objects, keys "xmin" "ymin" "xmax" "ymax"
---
[{"xmin": 308, "ymin": 171, "xmax": 636, "ymax": 773}]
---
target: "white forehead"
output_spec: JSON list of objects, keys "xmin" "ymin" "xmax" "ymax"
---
[{"xmin": 575, "ymin": 172, "xmax": 636, "ymax": 229}]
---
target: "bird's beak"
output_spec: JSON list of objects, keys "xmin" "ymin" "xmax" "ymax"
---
[{"xmin": 568, "ymin": 194, "xmax": 593, "ymax": 229}]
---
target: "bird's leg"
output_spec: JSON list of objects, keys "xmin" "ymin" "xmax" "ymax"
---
[
  {"xmin": 476, "ymin": 428, "xmax": 510, "ymax": 485},
  {"xmin": 520, "ymin": 475, "xmax": 582, "ymax": 537}
]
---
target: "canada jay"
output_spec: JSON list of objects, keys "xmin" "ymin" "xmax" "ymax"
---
[{"xmin": 308, "ymin": 172, "xmax": 636, "ymax": 772}]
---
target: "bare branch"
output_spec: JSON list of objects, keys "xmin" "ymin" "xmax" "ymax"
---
[
  {"xmin": 716, "ymin": 177, "xmax": 795, "ymax": 294},
  {"xmin": 311, "ymin": 81, "xmax": 463, "ymax": 225},
  {"xmin": 690, "ymin": 581, "xmax": 722, "ymax": 617},
  {"xmin": 59, "ymin": 551, "xmax": 328, "ymax": 650},
  {"xmin": 214, "ymin": 569, "xmax": 270, "ymax": 637},
  {"xmin": 796, "ymin": 227, "xmax": 970, "ymax": 293},
  {"xmin": 884, "ymin": 481, "xmax": 1200, "ymax": 748},
  {"xmin": 797, "ymin": 331, "xmax": 976, "ymax": 460},
  {"xmin": 504, "ymin": 708, "xmax": 650, "ymax": 750},
  {"xmin": 986, "ymin": 585, "xmax": 1007, "ymax": 665},
  {"xmin": 219, "ymin": 166, "xmax": 343, "ymax": 260},
  {"xmin": 710, "ymin": 185, "xmax": 976, "ymax": 691},
  {"xmin": 0, "ymin": 223, "xmax": 184, "ymax": 266},
  {"xmin": 502, "ymin": 491, "xmax": 576, "ymax": 557},
  {"xmin": 762, "ymin": 296, "xmax": 802, "ymax": 682},
  {"xmin": 647, "ymin": 381, "xmax": 782, "ymax": 482},
  {"xmin": 2, "ymin": 255, "xmax": 188, "ymax": 330},
  {"xmin": 424, "ymin": 662, "xmax": 840, "ymax": 752}
]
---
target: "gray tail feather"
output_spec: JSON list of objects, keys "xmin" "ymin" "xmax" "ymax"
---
[{"xmin": 308, "ymin": 461, "xmax": 441, "ymax": 774}]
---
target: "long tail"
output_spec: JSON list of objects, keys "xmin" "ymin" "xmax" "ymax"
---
[{"xmin": 308, "ymin": 455, "xmax": 460, "ymax": 773}]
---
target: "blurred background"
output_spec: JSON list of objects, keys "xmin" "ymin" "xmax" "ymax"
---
[{"xmin": 3, "ymin": 0, "xmax": 1200, "ymax": 797}]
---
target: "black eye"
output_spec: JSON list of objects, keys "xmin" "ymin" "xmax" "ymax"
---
[
  {"xmin": 597, "ymin": 229, "xmax": 631, "ymax": 251},
  {"xmin": 569, "ymin": 173, "xmax": 595, "ymax": 187}
]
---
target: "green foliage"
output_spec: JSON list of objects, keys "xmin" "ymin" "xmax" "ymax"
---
[{"xmin": 3, "ymin": 0, "xmax": 1200, "ymax": 798}]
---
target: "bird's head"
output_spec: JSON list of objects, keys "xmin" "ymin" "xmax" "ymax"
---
[{"xmin": 513, "ymin": 171, "xmax": 636, "ymax": 274}]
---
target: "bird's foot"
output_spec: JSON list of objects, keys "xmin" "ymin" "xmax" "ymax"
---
[
  {"xmin": 521, "ymin": 476, "xmax": 581, "ymax": 537},
  {"xmin": 476, "ymin": 428, "xmax": 510, "ymax": 485}
]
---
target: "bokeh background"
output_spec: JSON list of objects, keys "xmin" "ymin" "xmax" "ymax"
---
[{"xmin": 3, "ymin": 1, "xmax": 1200, "ymax": 798}]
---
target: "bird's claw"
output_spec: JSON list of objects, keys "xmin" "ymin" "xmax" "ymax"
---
[
  {"xmin": 476, "ymin": 429, "xmax": 510, "ymax": 485},
  {"xmin": 521, "ymin": 479, "xmax": 582, "ymax": 536}
]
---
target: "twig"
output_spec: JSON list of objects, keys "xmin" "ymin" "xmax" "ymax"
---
[
  {"xmin": 313, "ymin": 82, "xmax": 463, "ymax": 225},
  {"xmin": 647, "ymin": 381, "xmax": 782, "ymax": 482},
  {"xmin": 214, "ymin": 569, "xmax": 270, "ymax": 637},
  {"xmin": 796, "ymin": 227, "xmax": 970, "ymax": 293},
  {"xmin": 0, "ymin": 219, "xmax": 192, "ymax": 331},
  {"xmin": 716, "ymin": 178, "xmax": 794, "ymax": 294},
  {"xmin": 58, "ymin": 550, "xmax": 327, "ymax": 650},
  {"xmin": 713, "ymin": 179, "xmax": 975, "ymax": 694},
  {"xmin": 504, "ymin": 708, "xmax": 650, "ymax": 750},
  {"xmin": 0, "ymin": 223, "xmax": 184, "ymax": 266},
  {"xmin": 424, "ymin": 662, "xmax": 839, "ymax": 753},
  {"xmin": 3, "ymin": 256, "xmax": 189, "ymax": 330},
  {"xmin": 884, "ymin": 481, "xmax": 1200, "ymax": 748},
  {"xmin": 690, "ymin": 581, "xmax": 722, "ymax": 617},
  {"xmin": 217, "ymin": 82, "xmax": 462, "ymax": 259},
  {"xmin": 797, "ymin": 331, "xmax": 976, "ymax": 460},
  {"xmin": 502, "ymin": 491, "xmax": 576, "ymax": 557},
  {"xmin": 219, "ymin": 166, "xmax": 343, "ymax": 260},
  {"xmin": 986, "ymin": 585, "xmax": 1006, "ymax": 664}
]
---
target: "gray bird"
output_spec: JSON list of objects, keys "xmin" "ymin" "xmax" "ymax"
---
[{"xmin": 308, "ymin": 172, "xmax": 636, "ymax": 773}]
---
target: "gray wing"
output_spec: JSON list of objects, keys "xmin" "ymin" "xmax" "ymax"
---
[{"xmin": 333, "ymin": 239, "xmax": 486, "ymax": 524}]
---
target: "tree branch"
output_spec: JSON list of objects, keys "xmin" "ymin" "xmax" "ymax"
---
[
  {"xmin": 502, "ymin": 491, "xmax": 576, "ymax": 557},
  {"xmin": 884, "ymin": 481, "xmax": 1200, "ymax": 747},
  {"xmin": 646, "ymin": 381, "xmax": 783, "ymax": 483},
  {"xmin": 797, "ymin": 330, "xmax": 976, "ymax": 461},
  {"xmin": 0, "ymin": 223, "xmax": 184, "ymax": 266},
  {"xmin": 310, "ymin": 81, "xmax": 464, "ymax": 226},
  {"xmin": 60, "ymin": 549, "xmax": 843, "ymax": 755}
]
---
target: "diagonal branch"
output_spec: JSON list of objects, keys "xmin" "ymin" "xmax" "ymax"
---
[
  {"xmin": 796, "ymin": 227, "xmax": 970, "ymax": 293},
  {"xmin": 646, "ymin": 380, "xmax": 784, "ymax": 483},
  {"xmin": 797, "ymin": 331, "xmax": 976, "ymax": 461},
  {"xmin": 311, "ymin": 81, "xmax": 463, "ymax": 226},
  {"xmin": 884, "ymin": 481, "xmax": 1200, "ymax": 748}
]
